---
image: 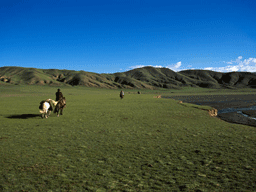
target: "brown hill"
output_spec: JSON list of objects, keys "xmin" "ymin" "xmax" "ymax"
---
[{"xmin": 1, "ymin": 66, "xmax": 256, "ymax": 89}]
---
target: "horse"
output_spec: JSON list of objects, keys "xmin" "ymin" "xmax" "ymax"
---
[
  {"xmin": 54, "ymin": 97, "xmax": 66, "ymax": 117},
  {"xmin": 39, "ymin": 99, "xmax": 58, "ymax": 118}
]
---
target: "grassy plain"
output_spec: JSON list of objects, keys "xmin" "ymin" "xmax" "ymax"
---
[{"xmin": 0, "ymin": 85, "xmax": 255, "ymax": 191}]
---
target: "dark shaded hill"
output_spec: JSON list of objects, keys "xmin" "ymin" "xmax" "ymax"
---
[
  {"xmin": 179, "ymin": 70, "xmax": 256, "ymax": 88},
  {"xmin": 1, "ymin": 66, "xmax": 256, "ymax": 89}
]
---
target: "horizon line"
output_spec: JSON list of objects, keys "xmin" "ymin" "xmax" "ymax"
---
[{"xmin": 1, "ymin": 65, "xmax": 256, "ymax": 74}]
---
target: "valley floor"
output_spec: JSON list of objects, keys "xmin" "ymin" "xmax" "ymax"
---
[{"xmin": 0, "ymin": 86, "xmax": 255, "ymax": 191}]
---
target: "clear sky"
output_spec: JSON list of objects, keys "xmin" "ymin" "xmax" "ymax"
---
[{"xmin": 1, "ymin": 0, "xmax": 256, "ymax": 73}]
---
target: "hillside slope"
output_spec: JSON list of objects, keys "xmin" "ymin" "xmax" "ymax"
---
[{"xmin": 1, "ymin": 66, "xmax": 256, "ymax": 89}]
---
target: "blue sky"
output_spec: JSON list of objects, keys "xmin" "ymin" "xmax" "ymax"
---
[{"xmin": 1, "ymin": 0, "xmax": 256, "ymax": 73}]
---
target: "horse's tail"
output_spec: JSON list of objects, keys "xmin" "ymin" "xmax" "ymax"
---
[{"xmin": 39, "ymin": 100, "xmax": 45, "ymax": 109}]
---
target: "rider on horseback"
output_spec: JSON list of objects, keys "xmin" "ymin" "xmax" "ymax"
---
[{"xmin": 56, "ymin": 88, "xmax": 63, "ymax": 101}]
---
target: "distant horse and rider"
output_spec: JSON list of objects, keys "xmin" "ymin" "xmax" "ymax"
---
[
  {"xmin": 39, "ymin": 89, "xmax": 66, "ymax": 118},
  {"xmin": 120, "ymin": 90, "xmax": 124, "ymax": 99}
]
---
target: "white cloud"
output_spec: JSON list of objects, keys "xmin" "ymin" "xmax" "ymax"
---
[
  {"xmin": 204, "ymin": 67, "xmax": 213, "ymax": 70},
  {"xmin": 129, "ymin": 65, "xmax": 146, "ymax": 69},
  {"xmin": 244, "ymin": 58, "xmax": 256, "ymax": 65},
  {"xmin": 154, "ymin": 65, "xmax": 164, "ymax": 68},
  {"xmin": 166, "ymin": 61, "xmax": 182, "ymax": 71},
  {"xmin": 129, "ymin": 64, "xmax": 164, "ymax": 69},
  {"xmin": 127, "ymin": 56, "xmax": 256, "ymax": 73},
  {"xmin": 205, "ymin": 56, "xmax": 256, "ymax": 72},
  {"xmin": 175, "ymin": 61, "xmax": 181, "ymax": 68}
]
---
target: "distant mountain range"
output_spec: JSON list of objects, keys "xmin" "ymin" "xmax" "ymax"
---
[{"xmin": 1, "ymin": 66, "xmax": 256, "ymax": 89}]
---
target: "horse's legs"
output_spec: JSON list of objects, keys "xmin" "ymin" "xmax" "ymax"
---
[
  {"xmin": 42, "ymin": 112, "xmax": 47, "ymax": 118},
  {"xmin": 42, "ymin": 109, "xmax": 47, "ymax": 118},
  {"xmin": 60, "ymin": 109, "xmax": 63, "ymax": 115},
  {"xmin": 48, "ymin": 110, "xmax": 51, "ymax": 117},
  {"xmin": 43, "ymin": 108, "xmax": 51, "ymax": 119}
]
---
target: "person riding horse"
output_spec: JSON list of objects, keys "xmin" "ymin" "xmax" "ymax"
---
[
  {"xmin": 56, "ymin": 88, "xmax": 63, "ymax": 101},
  {"xmin": 120, "ymin": 90, "xmax": 124, "ymax": 99},
  {"xmin": 54, "ymin": 97, "xmax": 66, "ymax": 117}
]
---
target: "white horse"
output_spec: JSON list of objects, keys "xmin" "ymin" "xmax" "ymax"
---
[{"xmin": 39, "ymin": 99, "xmax": 58, "ymax": 118}]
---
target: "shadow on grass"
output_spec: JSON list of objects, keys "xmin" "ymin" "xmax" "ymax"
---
[{"xmin": 6, "ymin": 114, "xmax": 41, "ymax": 119}]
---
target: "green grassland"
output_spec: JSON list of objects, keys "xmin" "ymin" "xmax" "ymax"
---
[{"xmin": 0, "ymin": 85, "xmax": 255, "ymax": 191}]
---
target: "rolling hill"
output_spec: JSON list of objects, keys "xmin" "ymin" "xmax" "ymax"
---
[{"xmin": 1, "ymin": 66, "xmax": 256, "ymax": 89}]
